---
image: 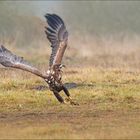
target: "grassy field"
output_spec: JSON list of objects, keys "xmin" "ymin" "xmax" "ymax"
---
[
  {"xmin": 0, "ymin": 66, "xmax": 140, "ymax": 139},
  {"xmin": 1, "ymin": 2, "xmax": 140, "ymax": 139},
  {"xmin": 1, "ymin": 32, "xmax": 140, "ymax": 139}
]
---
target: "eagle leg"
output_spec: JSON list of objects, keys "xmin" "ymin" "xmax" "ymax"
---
[
  {"xmin": 53, "ymin": 90, "xmax": 65, "ymax": 103},
  {"xmin": 62, "ymin": 85, "xmax": 70, "ymax": 97}
]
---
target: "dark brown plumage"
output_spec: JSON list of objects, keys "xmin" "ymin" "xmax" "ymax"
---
[
  {"xmin": 0, "ymin": 45, "xmax": 46, "ymax": 79},
  {"xmin": 44, "ymin": 14, "xmax": 68, "ymax": 67},
  {"xmin": 0, "ymin": 14, "xmax": 78, "ymax": 105}
]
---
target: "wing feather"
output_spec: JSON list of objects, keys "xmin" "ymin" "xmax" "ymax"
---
[
  {"xmin": 0, "ymin": 45, "xmax": 46, "ymax": 79},
  {"xmin": 45, "ymin": 14, "xmax": 68, "ymax": 67}
]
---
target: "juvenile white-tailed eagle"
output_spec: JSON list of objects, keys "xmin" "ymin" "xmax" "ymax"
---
[{"xmin": 0, "ymin": 14, "xmax": 78, "ymax": 105}]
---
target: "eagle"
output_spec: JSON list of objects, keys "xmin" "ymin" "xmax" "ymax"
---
[{"xmin": 0, "ymin": 14, "xmax": 78, "ymax": 105}]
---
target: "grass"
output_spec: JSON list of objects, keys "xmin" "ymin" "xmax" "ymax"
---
[
  {"xmin": 1, "ymin": 8, "xmax": 140, "ymax": 139},
  {"xmin": 0, "ymin": 67, "xmax": 140, "ymax": 139}
]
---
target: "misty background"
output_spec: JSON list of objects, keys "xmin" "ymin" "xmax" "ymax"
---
[{"xmin": 1, "ymin": 1, "xmax": 140, "ymax": 68}]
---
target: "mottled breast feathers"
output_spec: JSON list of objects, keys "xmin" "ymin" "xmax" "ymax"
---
[{"xmin": 45, "ymin": 14, "xmax": 68, "ymax": 67}]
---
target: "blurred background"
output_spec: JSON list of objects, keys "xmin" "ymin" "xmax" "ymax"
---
[{"xmin": 1, "ymin": 1, "xmax": 140, "ymax": 69}]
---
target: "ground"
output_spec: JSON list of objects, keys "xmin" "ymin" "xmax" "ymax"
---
[{"xmin": 0, "ymin": 67, "xmax": 140, "ymax": 139}]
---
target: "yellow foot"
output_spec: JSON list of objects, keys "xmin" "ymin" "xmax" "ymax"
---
[
  {"xmin": 65, "ymin": 97, "xmax": 79, "ymax": 106},
  {"xmin": 63, "ymin": 100, "xmax": 69, "ymax": 104}
]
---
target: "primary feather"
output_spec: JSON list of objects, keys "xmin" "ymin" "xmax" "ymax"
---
[
  {"xmin": 0, "ymin": 45, "xmax": 46, "ymax": 78},
  {"xmin": 0, "ymin": 45, "xmax": 30, "ymax": 67},
  {"xmin": 45, "ymin": 14, "xmax": 68, "ymax": 67}
]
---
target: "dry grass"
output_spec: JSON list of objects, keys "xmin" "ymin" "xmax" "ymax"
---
[
  {"xmin": 0, "ymin": 14, "xmax": 140, "ymax": 70},
  {"xmin": 1, "ymin": 31, "xmax": 140, "ymax": 139},
  {"xmin": 2, "ymin": 31, "xmax": 140, "ymax": 70},
  {"xmin": 0, "ymin": 66, "xmax": 140, "ymax": 139},
  {"xmin": 1, "ymin": 10, "xmax": 140, "ymax": 139}
]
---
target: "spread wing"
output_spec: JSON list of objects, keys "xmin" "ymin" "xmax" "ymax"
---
[
  {"xmin": 0, "ymin": 45, "xmax": 46, "ymax": 79},
  {"xmin": 45, "ymin": 14, "xmax": 68, "ymax": 67}
]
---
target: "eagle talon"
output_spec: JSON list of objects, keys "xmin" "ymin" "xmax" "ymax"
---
[{"xmin": 62, "ymin": 100, "xmax": 68, "ymax": 104}]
